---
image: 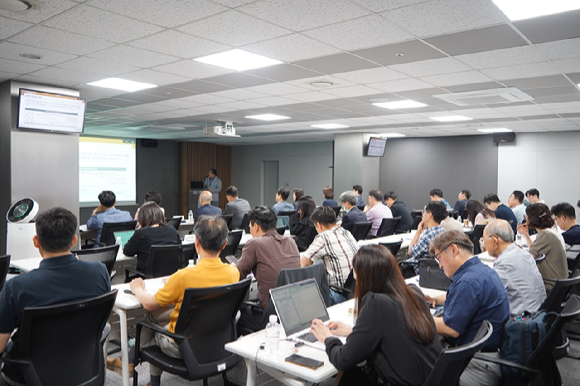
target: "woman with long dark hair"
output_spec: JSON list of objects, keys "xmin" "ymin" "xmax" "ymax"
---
[
  {"xmin": 289, "ymin": 196, "xmax": 316, "ymax": 250},
  {"xmin": 310, "ymin": 245, "xmax": 441, "ymax": 385},
  {"xmin": 465, "ymin": 199, "xmax": 495, "ymax": 226}
]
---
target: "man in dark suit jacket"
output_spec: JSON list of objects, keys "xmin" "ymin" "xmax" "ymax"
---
[
  {"xmin": 338, "ymin": 190, "xmax": 367, "ymax": 234},
  {"xmin": 194, "ymin": 190, "xmax": 222, "ymax": 221}
]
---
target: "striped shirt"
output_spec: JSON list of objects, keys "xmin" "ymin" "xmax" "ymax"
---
[{"xmin": 302, "ymin": 226, "xmax": 358, "ymax": 287}]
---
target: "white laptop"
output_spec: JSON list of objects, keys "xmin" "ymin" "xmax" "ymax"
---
[{"xmin": 269, "ymin": 279, "xmax": 345, "ymax": 350}]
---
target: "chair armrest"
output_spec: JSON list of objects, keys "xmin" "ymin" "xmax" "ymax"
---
[
  {"xmin": 243, "ymin": 300, "xmax": 264, "ymax": 312},
  {"xmin": 543, "ymin": 278, "xmax": 558, "ymax": 283},
  {"xmin": 134, "ymin": 321, "xmax": 184, "ymax": 365},
  {"xmin": 136, "ymin": 321, "xmax": 182, "ymax": 341},
  {"xmin": 329, "ymin": 284, "xmax": 352, "ymax": 298},
  {"xmin": 472, "ymin": 353, "xmax": 539, "ymax": 374},
  {"xmin": 125, "ymin": 268, "xmax": 148, "ymax": 282},
  {"xmin": 0, "ymin": 354, "xmax": 29, "ymax": 367}
]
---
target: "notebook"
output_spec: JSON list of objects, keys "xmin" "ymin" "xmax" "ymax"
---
[
  {"xmin": 270, "ymin": 279, "xmax": 345, "ymax": 350},
  {"xmin": 112, "ymin": 230, "xmax": 135, "ymax": 249}
]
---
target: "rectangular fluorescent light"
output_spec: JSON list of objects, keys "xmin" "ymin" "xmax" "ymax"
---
[
  {"xmin": 311, "ymin": 123, "xmax": 350, "ymax": 129},
  {"xmin": 87, "ymin": 77, "xmax": 157, "ymax": 92},
  {"xmin": 477, "ymin": 128, "xmax": 513, "ymax": 133},
  {"xmin": 245, "ymin": 114, "xmax": 290, "ymax": 121},
  {"xmin": 492, "ymin": 0, "xmax": 580, "ymax": 21},
  {"xmin": 373, "ymin": 100, "xmax": 427, "ymax": 109},
  {"xmin": 430, "ymin": 115, "xmax": 473, "ymax": 122},
  {"xmin": 379, "ymin": 133, "xmax": 406, "ymax": 138},
  {"xmin": 194, "ymin": 49, "xmax": 282, "ymax": 71}
]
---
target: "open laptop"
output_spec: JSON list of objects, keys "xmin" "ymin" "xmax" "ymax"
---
[
  {"xmin": 112, "ymin": 230, "xmax": 135, "ymax": 249},
  {"xmin": 270, "ymin": 279, "xmax": 345, "ymax": 350}
]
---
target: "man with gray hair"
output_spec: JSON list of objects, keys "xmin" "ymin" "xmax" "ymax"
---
[
  {"xmin": 194, "ymin": 190, "xmax": 222, "ymax": 221},
  {"xmin": 482, "ymin": 220, "xmax": 546, "ymax": 316},
  {"xmin": 338, "ymin": 190, "xmax": 367, "ymax": 234}
]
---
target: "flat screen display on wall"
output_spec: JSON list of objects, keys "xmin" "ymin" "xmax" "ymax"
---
[
  {"xmin": 366, "ymin": 137, "xmax": 387, "ymax": 157},
  {"xmin": 17, "ymin": 88, "xmax": 86, "ymax": 134}
]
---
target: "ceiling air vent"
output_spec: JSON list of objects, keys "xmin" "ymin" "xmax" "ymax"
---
[{"xmin": 433, "ymin": 87, "xmax": 534, "ymax": 107}]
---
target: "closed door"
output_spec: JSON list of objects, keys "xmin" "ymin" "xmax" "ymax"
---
[{"xmin": 262, "ymin": 161, "xmax": 279, "ymax": 206}]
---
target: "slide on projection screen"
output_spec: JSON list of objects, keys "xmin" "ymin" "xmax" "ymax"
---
[{"xmin": 79, "ymin": 136, "xmax": 136, "ymax": 207}]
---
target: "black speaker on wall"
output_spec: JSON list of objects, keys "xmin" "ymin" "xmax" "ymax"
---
[
  {"xmin": 141, "ymin": 139, "xmax": 159, "ymax": 148},
  {"xmin": 493, "ymin": 133, "xmax": 515, "ymax": 143}
]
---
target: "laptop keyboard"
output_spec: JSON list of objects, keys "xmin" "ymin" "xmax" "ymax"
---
[{"xmin": 297, "ymin": 332, "xmax": 318, "ymax": 343}]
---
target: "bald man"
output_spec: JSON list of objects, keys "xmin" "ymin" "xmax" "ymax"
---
[{"xmin": 193, "ymin": 190, "xmax": 222, "ymax": 221}]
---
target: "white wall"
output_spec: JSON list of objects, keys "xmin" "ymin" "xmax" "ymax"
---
[
  {"xmin": 231, "ymin": 141, "xmax": 334, "ymax": 207},
  {"xmin": 498, "ymin": 132, "xmax": 580, "ymax": 208}
]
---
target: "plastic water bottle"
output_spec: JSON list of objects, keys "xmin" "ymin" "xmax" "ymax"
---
[
  {"xmin": 188, "ymin": 210, "xmax": 193, "ymax": 221},
  {"xmin": 116, "ymin": 236, "xmax": 122, "ymax": 246},
  {"xmin": 265, "ymin": 314, "xmax": 280, "ymax": 354}
]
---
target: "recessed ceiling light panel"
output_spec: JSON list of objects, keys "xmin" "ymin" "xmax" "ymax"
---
[
  {"xmin": 477, "ymin": 128, "xmax": 513, "ymax": 133},
  {"xmin": 373, "ymin": 100, "xmax": 427, "ymax": 109},
  {"xmin": 311, "ymin": 123, "xmax": 349, "ymax": 129},
  {"xmin": 194, "ymin": 49, "xmax": 282, "ymax": 71},
  {"xmin": 430, "ymin": 115, "xmax": 473, "ymax": 122},
  {"xmin": 245, "ymin": 114, "xmax": 290, "ymax": 121},
  {"xmin": 87, "ymin": 78, "xmax": 157, "ymax": 92},
  {"xmin": 492, "ymin": 0, "xmax": 580, "ymax": 21}
]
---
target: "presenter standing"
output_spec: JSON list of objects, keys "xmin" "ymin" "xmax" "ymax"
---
[{"xmin": 204, "ymin": 168, "xmax": 222, "ymax": 207}]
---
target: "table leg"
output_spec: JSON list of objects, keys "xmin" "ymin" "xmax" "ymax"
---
[
  {"xmin": 244, "ymin": 357, "xmax": 257, "ymax": 386},
  {"xmin": 113, "ymin": 306, "xmax": 130, "ymax": 386}
]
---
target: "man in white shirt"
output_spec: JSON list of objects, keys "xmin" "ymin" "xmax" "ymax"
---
[
  {"xmin": 507, "ymin": 190, "xmax": 526, "ymax": 225},
  {"xmin": 364, "ymin": 190, "xmax": 392, "ymax": 236}
]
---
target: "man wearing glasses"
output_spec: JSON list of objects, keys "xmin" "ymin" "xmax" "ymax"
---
[{"xmin": 425, "ymin": 230, "xmax": 509, "ymax": 386}]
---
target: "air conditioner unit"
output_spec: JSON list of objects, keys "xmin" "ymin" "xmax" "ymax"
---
[
  {"xmin": 204, "ymin": 122, "xmax": 240, "ymax": 137},
  {"xmin": 433, "ymin": 88, "xmax": 534, "ymax": 106}
]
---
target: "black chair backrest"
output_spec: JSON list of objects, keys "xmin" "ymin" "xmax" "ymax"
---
[
  {"xmin": 278, "ymin": 211, "xmax": 296, "ymax": 217},
  {"xmin": 16, "ymin": 290, "xmax": 117, "ymax": 386},
  {"xmin": 300, "ymin": 225, "xmax": 318, "ymax": 251},
  {"xmin": 276, "ymin": 263, "xmax": 331, "ymax": 307},
  {"xmin": 411, "ymin": 210, "xmax": 423, "ymax": 219},
  {"xmin": 0, "ymin": 254, "xmax": 11, "ymax": 292},
  {"xmin": 423, "ymin": 320, "xmax": 493, "ymax": 386},
  {"xmin": 221, "ymin": 214, "xmax": 233, "ymax": 227},
  {"xmin": 341, "ymin": 270, "xmax": 356, "ymax": 300},
  {"xmin": 376, "ymin": 217, "xmax": 401, "ymax": 237},
  {"xmin": 411, "ymin": 216, "xmax": 422, "ymax": 230},
  {"xmin": 219, "ymin": 230, "xmax": 244, "ymax": 263},
  {"xmin": 352, "ymin": 221, "xmax": 373, "ymax": 241},
  {"xmin": 175, "ymin": 279, "xmax": 251, "ymax": 377},
  {"xmin": 329, "ymin": 206, "xmax": 341, "ymax": 217},
  {"xmin": 379, "ymin": 240, "xmax": 403, "ymax": 257},
  {"xmin": 568, "ymin": 251, "xmax": 580, "ymax": 276},
  {"xmin": 239, "ymin": 213, "xmax": 250, "ymax": 233},
  {"xmin": 76, "ymin": 245, "xmax": 119, "ymax": 275},
  {"xmin": 357, "ymin": 205, "xmax": 365, "ymax": 211},
  {"xmin": 275, "ymin": 226, "xmax": 286, "ymax": 235},
  {"xmin": 101, "ymin": 220, "xmax": 137, "ymax": 246},
  {"xmin": 166, "ymin": 218, "xmax": 181, "ymax": 231},
  {"xmin": 451, "ymin": 211, "xmax": 459, "ymax": 220},
  {"xmin": 182, "ymin": 243, "xmax": 197, "ymax": 267},
  {"xmin": 470, "ymin": 224, "xmax": 487, "ymax": 255},
  {"xmin": 146, "ymin": 244, "xmax": 184, "ymax": 278},
  {"xmin": 540, "ymin": 275, "xmax": 580, "ymax": 313}
]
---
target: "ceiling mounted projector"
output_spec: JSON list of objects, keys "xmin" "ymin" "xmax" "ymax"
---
[{"xmin": 6, "ymin": 198, "xmax": 39, "ymax": 223}]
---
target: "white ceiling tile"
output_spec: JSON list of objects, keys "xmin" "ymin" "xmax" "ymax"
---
[
  {"xmin": 120, "ymin": 69, "xmax": 191, "ymax": 85},
  {"xmin": 166, "ymin": 109, "xmax": 201, "ymax": 117},
  {"xmin": 139, "ymin": 112, "xmax": 180, "ymax": 120},
  {"xmin": 189, "ymin": 105, "xmax": 234, "ymax": 114},
  {"xmin": 215, "ymin": 100, "xmax": 265, "ymax": 110},
  {"xmin": 44, "ymin": 5, "xmax": 164, "ymax": 43},
  {"xmin": 15, "ymin": 74, "xmax": 79, "ymax": 87},
  {"xmin": 29, "ymin": 67, "xmax": 104, "ymax": 84},
  {"xmin": 456, "ymin": 46, "xmax": 547, "ymax": 70},
  {"xmin": 180, "ymin": 94, "xmax": 236, "ymax": 104},
  {"xmin": 481, "ymin": 62, "xmax": 562, "ymax": 80},
  {"xmin": 0, "ymin": 58, "xmax": 46, "ymax": 74},
  {"xmin": 211, "ymin": 0, "xmax": 256, "ymax": 7},
  {"xmin": 0, "ymin": 16, "xmax": 33, "ymax": 39},
  {"xmin": 149, "ymin": 99, "xmax": 203, "ymax": 109},
  {"xmin": 333, "ymin": 67, "xmax": 408, "ymax": 84},
  {"xmin": 250, "ymin": 96, "xmax": 298, "ymax": 106},
  {"xmin": 0, "ymin": 42, "xmax": 77, "ymax": 65},
  {"xmin": 56, "ymin": 57, "xmax": 140, "ymax": 76},
  {"xmin": 77, "ymin": 85, "xmax": 124, "ymax": 99},
  {"xmin": 303, "ymin": 15, "xmax": 412, "ymax": 51},
  {"xmin": 321, "ymin": 85, "xmax": 382, "ymax": 98},
  {"xmin": 87, "ymin": 0, "xmax": 225, "ymax": 28},
  {"xmin": 381, "ymin": 0, "xmax": 505, "ymax": 38},
  {"xmin": 9, "ymin": 26, "xmax": 115, "ymax": 55},
  {"xmin": 537, "ymin": 38, "xmax": 580, "ymax": 60},
  {"xmin": 284, "ymin": 92, "xmax": 336, "ymax": 102},
  {"xmin": 0, "ymin": 1, "xmax": 78, "ymax": 23},
  {"xmin": 128, "ymin": 30, "xmax": 229, "ymax": 58},
  {"xmin": 239, "ymin": 0, "xmax": 369, "ymax": 31},
  {"xmin": 88, "ymin": 45, "xmax": 179, "ymax": 68},
  {"xmin": 0, "ymin": 71, "xmax": 19, "ymax": 82},
  {"xmin": 540, "ymin": 102, "xmax": 580, "ymax": 113},
  {"xmin": 389, "ymin": 57, "xmax": 471, "ymax": 77},
  {"xmin": 553, "ymin": 58, "xmax": 580, "ymax": 73},
  {"xmin": 243, "ymin": 33, "xmax": 341, "ymax": 62},
  {"xmin": 421, "ymin": 71, "xmax": 492, "ymax": 87},
  {"xmin": 211, "ymin": 89, "xmax": 269, "ymax": 100},
  {"xmin": 367, "ymin": 78, "xmax": 432, "ymax": 93},
  {"xmin": 351, "ymin": 0, "xmax": 429, "ymax": 12},
  {"xmin": 177, "ymin": 10, "xmax": 291, "ymax": 47},
  {"xmin": 493, "ymin": 105, "xmax": 547, "ymax": 113},
  {"xmin": 286, "ymin": 75, "xmax": 355, "ymax": 89},
  {"xmin": 245, "ymin": 83, "xmax": 309, "ymax": 95},
  {"xmin": 153, "ymin": 60, "xmax": 233, "ymax": 79}
]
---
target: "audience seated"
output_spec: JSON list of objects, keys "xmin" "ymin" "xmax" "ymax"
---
[
  {"xmin": 338, "ymin": 191, "xmax": 367, "ymax": 234},
  {"xmin": 518, "ymin": 203, "xmax": 567, "ymax": 293},
  {"xmin": 426, "ymin": 231, "xmax": 509, "ymax": 386},
  {"xmin": 526, "ymin": 188, "xmax": 545, "ymax": 205},
  {"xmin": 429, "ymin": 188, "xmax": 452, "ymax": 211},
  {"xmin": 453, "ymin": 189, "xmax": 471, "ymax": 215},
  {"xmin": 292, "ymin": 188, "xmax": 304, "ymax": 211},
  {"xmin": 289, "ymin": 196, "xmax": 316, "ymax": 250},
  {"xmin": 551, "ymin": 202, "xmax": 580, "ymax": 253},
  {"xmin": 309, "ymin": 245, "xmax": 442, "ymax": 386},
  {"xmin": 123, "ymin": 202, "xmax": 182, "ymax": 275},
  {"xmin": 271, "ymin": 187, "xmax": 294, "ymax": 215},
  {"xmin": 440, "ymin": 212, "xmax": 463, "ymax": 232},
  {"xmin": 300, "ymin": 207, "xmax": 358, "ymax": 305},
  {"xmin": 110, "ymin": 215, "xmax": 239, "ymax": 385},
  {"xmin": 194, "ymin": 190, "xmax": 222, "ymax": 221},
  {"xmin": 364, "ymin": 190, "xmax": 393, "ymax": 236},
  {"xmin": 352, "ymin": 185, "xmax": 365, "ymax": 206},
  {"xmin": 223, "ymin": 186, "xmax": 251, "ymax": 230},
  {"xmin": 134, "ymin": 190, "xmax": 164, "ymax": 229},
  {"xmin": 87, "ymin": 190, "xmax": 133, "ymax": 244},
  {"xmin": 322, "ymin": 186, "xmax": 338, "ymax": 207},
  {"xmin": 465, "ymin": 199, "xmax": 495, "ymax": 226},
  {"xmin": 405, "ymin": 201, "xmax": 446, "ymax": 271},
  {"xmin": 507, "ymin": 190, "xmax": 526, "ymax": 224},
  {"xmin": 483, "ymin": 194, "xmax": 517, "ymax": 236},
  {"xmin": 384, "ymin": 191, "xmax": 413, "ymax": 233},
  {"xmin": 0, "ymin": 207, "xmax": 111, "ymax": 385},
  {"xmin": 483, "ymin": 220, "xmax": 546, "ymax": 316}
]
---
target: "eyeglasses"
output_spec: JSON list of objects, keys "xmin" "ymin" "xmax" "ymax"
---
[
  {"xmin": 480, "ymin": 235, "xmax": 494, "ymax": 243},
  {"xmin": 431, "ymin": 245, "xmax": 450, "ymax": 263}
]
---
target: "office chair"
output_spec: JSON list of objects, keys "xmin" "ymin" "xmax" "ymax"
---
[
  {"xmin": 329, "ymin": 206, "xmax": 341, "ymax": 217},
  {"xmin": 239, "ymin": 213, "xmax": 250, "ymax": 233},
  {"xmin": 96, "ymin": 220, "xmax": 138, "ymax": 247},
  {"xmin": 357, "ymin": 205, "xmax": 365, "ymax": 211},
  {"xmin": 221, "ymin": 214, "xmax": 233, "ymax": 228},
  {"xmin": 0, "ymin": 290, "xmax": 117, "ymax": 386},
  {"xmin": 182, "ymin": 242, "xmax": 197, "ymax": 267},
  {"xmin": 375, "ymin": 217, "xmax": 401, "ymax": 238},
  {"xmin": 351, "ymin": 221, "xmax": 373, "ymax": 241},
  {"xmin": 329, "ymin": 270, "xmax": 355, "ymax": 300},
  {"xmin": 166, "ymin": 218, "xmax": 181, "ymax": 231},
  {"xmin": 219, "ymin": 230, "xmax": 243, "ymax": 263},
  {"xmin": 76, "ymin": 244, "xmax": 119, "ymax": 278},
  {"xmin": 275, "ymin": 226, "xmax": 286, "ymax": 235},
  {"xmin": 379, "ymin": 240, "xmax": 403, "ymax": 257},
  {"xmin": 125, "ymin": 244, "xmax": 184, "ymax": 282},
  {"xmin": 132, "ymin": 279, "xmax": 251, "ymax": 386},
  {"xmin": 411, "ymin": 216, "xmax": 423, "ymax": 231},
  {"xmin": 0, "ymin": 255, "xmax": 11, "ymax": 292},
  {"xmin": 470, "ymin": 224, "xmax": 487, "ymax": 255},
  {"xmin": 278, "ymin": 210, "xmax": 296, "ymax": 217},
  {"xmin": 451, "ymin": 211, "xmax": 459, "ymax": 220},
  {"xmin": 298, "ymin": 225, "xmax": 318, "ymax": 252}
]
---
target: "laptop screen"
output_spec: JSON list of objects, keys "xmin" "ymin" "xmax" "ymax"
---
[
  {"xmin": 270, "ymin": 279, "xmax": 329, "ymax": 337},
  {"xmin": 112, "ymin": 230, "xmax": 135, "ymax": 249}
]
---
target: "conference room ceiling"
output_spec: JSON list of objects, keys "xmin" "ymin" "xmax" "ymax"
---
[{"xmin": 1, "ymin": 0, "xmax": 579, "ymax": 145}]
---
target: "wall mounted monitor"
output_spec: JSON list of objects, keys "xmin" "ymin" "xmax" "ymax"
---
[
  {"xmin": 366, "ymin": 137, "xmax": 387, "ymax": 157},
  {"xmin": 17, "ymin": 88, "xmax": 86, "ymax": 134}
]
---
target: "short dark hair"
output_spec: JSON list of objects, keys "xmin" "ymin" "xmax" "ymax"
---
[
  {"xmin": 425, "ymin": 201, "xmax": 447, "ymax": 224},
  {"xmin": 368, "ymin": 190, "xmax": 383, "ymax": 202},
  {"xmin": 226, "ymin": 186, "xmax": 238, "ymax": 197},
  {"xmin": 461, "ymin": 190, "xmax": 471, "ymax": 199},
  {"xmin": 144, "ymin": 190, "xmax": 162, "ymax": 205},
  {"xmin": 193, "ymin": 215, "xmax": 228, "ymax": 253},
  {"xmin": 138, "ymin": 202, "xmax": 166, "ymax": 227},
  {"xmin": 293, "ymin": 188, "xmax": 304, "ymax": 202},
  {"xmin": 483, "ymin": 194, "xmax": 501, "ymax": 204},
  {"xmin": 297, "ymin": 196, "xmax": 316, "ymax": 218},
  {"xmin": 248, "ymin": 206, "xmax": 277, "ymax": 231},
  {"xmin": 429, "ymin": 189, "xmax": 443, "ymax": 198},
  {"xmin": 384, "ymin": 191, "xmax": 397, "ymax": 200},
  {"xmin": 311, "ymin": 206, "xmax": 337, "ymax": 226},
  {"xmin": 35, "ymin": 207, "xmax": 77, "ymax": 253},
  {"xmin": 526, "ymin": 203, "xmax": 554, "ymax": 230},
  {"xmin": 322, "ymin": 186, "xmax": 334, "ymax": 199},
  {"xmin": 277, "ymin": 187, "xmax": 290, "ymax": 201},
  {"xmin": 526, "ymin": 188, "xmax": 540, "ymax": 198},
  {"xmin": 352, "ymin": 185, "xmax": 363, "ymax": 194},
  {"xmin": 429, "ymin": 230, "xmax": 474, "ymax": 255},
  {"xmin": 98, "ymin": 191, "xmax": 116, "ymax": 207},
  {"xmin": 577, "ymin": 199, "xmax": 580, "ymax": 208},
  {"xmin": 512, "ymin": 190, "xmax": 524, "ymax": 204},
  {"xmin": 209, "ymin": 168, "xmax": 217, "ymax": 176},
  {"xmin": 551, "ymin": 202, "xmax": 576, "ymax": 220}
]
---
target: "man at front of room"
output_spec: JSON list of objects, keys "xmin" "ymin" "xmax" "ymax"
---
[{"xmin": 203, "ymin": 168, "xmax": 222, "ymax": 207}]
